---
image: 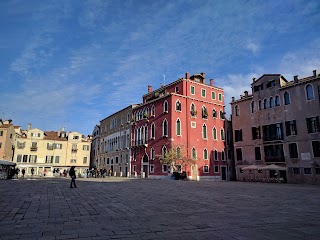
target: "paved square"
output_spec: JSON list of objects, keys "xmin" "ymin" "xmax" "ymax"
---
[{"xmin": 0, "ymin": 178, "xmax": 319, "ymax": 240}]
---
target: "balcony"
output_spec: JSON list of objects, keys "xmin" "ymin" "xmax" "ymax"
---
[
  {"xmin": 47, "ymin": 146, "xmax": 54, "ymax": 150},
  {"xmin": 30, "ymin": 147, "xmax": 38, "ymax": 151},
  {"xmin": 71, "ymin": 149, "xmax": 78, "ymax": 153},
  {"xmin": 131, "ymin": 140, "xmax": 148, "ymax": 148}
]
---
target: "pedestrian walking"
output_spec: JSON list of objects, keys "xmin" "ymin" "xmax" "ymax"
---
[
  {"xmin": 21, "ymin": 169, "xmax": 25, "ymax": 178},
  {"xmin": 69, "ymin": 166, "xmax": 77, "ymax": 188},
  {"xmin": 31, "ymin": 167, "xmax": 34, "ymax": 177}
]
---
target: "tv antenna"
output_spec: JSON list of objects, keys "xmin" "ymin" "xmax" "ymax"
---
[{"xmin": 163, "ymin": 74, "xmax": 166, "ymax": 85}]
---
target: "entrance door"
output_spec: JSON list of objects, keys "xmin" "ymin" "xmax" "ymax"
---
[
  {"xmin": 143, "ymin": 165, "xmax": 148, "ymax": 178},
  {"xmin": 125, "ymin": 166, "xmax": 128, "ymax": 177},
  {"xmin": 191, "ymin": 165, "xmax": 198, "ymax": 180},
  {"xmin": 221, "ymin": 166, "xmax": 227, "ymax": 180}
]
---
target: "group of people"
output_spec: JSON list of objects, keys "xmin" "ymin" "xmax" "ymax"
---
[{"xmin": 84, "ymin": 168, "xmax": 112, "ymax": 178}]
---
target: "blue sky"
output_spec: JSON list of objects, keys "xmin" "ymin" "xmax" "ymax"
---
[{"xmin": 1, "ymin": 0, "xmax": 319, "ymax": 135}]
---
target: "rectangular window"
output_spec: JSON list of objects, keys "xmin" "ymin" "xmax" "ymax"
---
[
  {"xmin": 236, "ymin": 148, "xmax": 243, "ymax": 161},
  {"xmin": 70, "ymin": 159, "xmax": 76, "ymax": 163},
  {"xmin": 263, "ymin": 123, "xmax": 283, "ymax": 141},
  {"xmin": 214, "ymin": 166, "xmax": 219, "ymax": 173},
  {"xmin": 47, "ymin": 143, "xmax": 54, "ymax": 150},
  {"xmin": 83, "ymin": 145, "xmax": 89, "ymax": 151},
  {"xmin": 55, "ymin": 156, "xmax": 60, "ymax": 163},
  {"xmin": 289, "ymin": 143, "xmax": 298, "ymax": 158},
  {"xmin": 17, "ymin": 154, "xmax": 22, "ymax": 162},
  {"xmin": 266, "ymin": 80, "xmax": 276, "ymax": 88},
  {"xmin": 0, "ymin": 131, "xmax": 3, "ymax": 136},
  {"xmin": 306, "ymin": 116, "xmax": 320, "ymax": 133},
  {"xmin": 304, "ymin": 168, "xmax": 312, "ymax": 175},
  {"xmin": 29, "ymin": 155, "xmax": 37, "ymax": 163},
  {"xmin": 254, "ymin": 84, "xmax": 263, "ymax": 92},
  {"xmin": 23, "ymin": 155, "xmax": 28, "ymax": 163},
  {"xmin": 190, "ymin": 86, "xmax": 195, "ymax": 95},
  {"xmin": 73, "ymin": 135, "xmax": 79, "ymax": 139},
  {"xmin": 0, "ymin": 142, "xmax": 2, "ymax": 148},
  {"xmin": 235, "ymin": 129, "xmax": 242, "ymax": 142},
  {"xmin": 133, "ymin": 165, "xmax": 136, "ymax": 172},
  {"xmin": 211, "ymin": 91, "xmax": 216, "ymax": 100},
  {"xmin": 150, "ymin": 164, "xmax": 154, "ymax": 173},
  {"xmin": 218, "ymin": 93, "xmax": 222, "ymax": 101},
  {"xmin": 83, "ymin": 157, "xmax": 87, "ymax": 164},
  {"xmin": 312, "ymin": 141, "xmax": 320, "ymax": 157},
  {"xmin": 264, "ymin": 144, "xmax": 285, "ymax": 162},
  {"xmin": 46, "ymin": 156, "xmax": 53, "ymax": 163},
  {"xmin": 55, "ymin": 144, "xmax": 62, "ymax": 149},
  {"xmin": 203, "ymin": 165, "xmax": 209, "ymax": 173},
  {"xmin": 201, "ymin": 89, "xmax": 206, "ymax": 97},
  {"xmin": 315, "ymin": 168, "xmax": 320, "ymax": 174},
  {"xmin": 285, "ymin": 120, "xmax": 297, "ymax": 136},
  {"xmin": 162, "ymin": 164, "xmax": 168, "ymax": 173},
  {"xmin": 252, "ymin": 126, "xmax": 261, "ymax": 140},
  {"xmin": 293, "ymin": 167, "xmax": 300, "ymax": 174},
  {"xmin": 255, "ymin": 147, "xmax": 261, "ymax": 160}
]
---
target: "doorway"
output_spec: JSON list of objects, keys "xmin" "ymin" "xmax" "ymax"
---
[
  {"xmin": 221, "ymin": 166, "xmax": 227, "ymax": 180},
  {"xmin": 191, "ymin": 165, "xmax": 198, "ymax": 180}
]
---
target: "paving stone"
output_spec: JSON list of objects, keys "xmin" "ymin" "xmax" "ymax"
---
[{"xmin": 0, "ymin": 178, "xmax": 319, "ymax": 240}]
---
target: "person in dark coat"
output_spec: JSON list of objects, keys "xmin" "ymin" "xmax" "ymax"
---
[{"xmin": 69, "ymin": 166, "xmax": 77, "ymax": 188}]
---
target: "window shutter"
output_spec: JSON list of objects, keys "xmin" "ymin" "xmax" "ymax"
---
[
  {"xmin": 293, "ymin": 120, "xmax": 297, "ymax": 135},
  {"xmin": 285, "ymin": 122, "xmax": 290, "ymax": 136},
  {"xmin": 316, "ymin": 116, "xmax": 320, "ymax": 132}
]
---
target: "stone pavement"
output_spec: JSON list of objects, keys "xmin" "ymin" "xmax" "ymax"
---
[{"xmin": 0, "ymin": 178, "xmax": 320, "ymax": 240}]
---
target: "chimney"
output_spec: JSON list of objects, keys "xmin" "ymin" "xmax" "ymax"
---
[
  {"xmin": 210, "ymin": 79, "xmax": 214, "ymax": 86},
  {"xmin": 313, "ymin": 70, "xmax": 318, "ymax": 77},
  {"xmin": 244, "ymin": 91, "xmax": 248, "ymax": 97},
  {"xmin": 252, "ymin": 77, "xmax": 256, "ymax": 83},
  {"xmin": 185, "ymin": 72, "xmax": 190, "ymax": 79},
  {"xmin": 148, "ymin": 85, "xmax": 152, "ymax": 93},
  {"xmin": 28, "ymin": 123, "xmax": 31, "ymax": 130},
  {"xmin": 200, "ymin": 72, "xmax": 206, "ymax": 78},
  {"xmin": 232, "ymin": 97, "xmax": 235, "ymax": 102},
  {"xmin": 294, "ymin": 75, "xmax": 299, "ymax": 83}
]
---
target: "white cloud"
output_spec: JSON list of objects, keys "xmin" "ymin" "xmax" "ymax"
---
[{"xmin": 245, "ymin": 40, "xmax": 260, "ymax": 54}]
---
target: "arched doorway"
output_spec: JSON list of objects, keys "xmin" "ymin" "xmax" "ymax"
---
[{"xmin": 142, "ymin": 153, "xmax": 149, "ymax": 178}]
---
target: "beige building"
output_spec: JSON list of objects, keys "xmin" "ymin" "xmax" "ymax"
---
[
  {"xmin": 231, "ymin": 70, "xmax": 320, "ymax": 184},
  {"xmin": 98, "ymin": 105, "xmax": 138, "ymax": 177},
  {"xmin": 14, "ymin": 124, "xmax": 91, "ymax": 177},
  {"xmin": 0, "ymin": 119, "xmax": 16, "ymax": 161}
]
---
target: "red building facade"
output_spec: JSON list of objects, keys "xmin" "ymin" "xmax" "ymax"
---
[{"xmin": 131, "ymin": 72, "xmax": 227, "ymax": 180}]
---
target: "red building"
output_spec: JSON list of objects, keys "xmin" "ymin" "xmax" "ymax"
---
[{"xmin": 131, "ymin": 72, "xmax": 227, "ymax": 180}]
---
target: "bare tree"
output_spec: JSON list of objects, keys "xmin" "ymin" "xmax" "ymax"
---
[{"xmin": 158, "ymin": 144, "xmax": 196, "ymax": 173}]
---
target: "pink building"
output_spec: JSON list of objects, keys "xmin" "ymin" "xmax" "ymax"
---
[{"xmin": 131, "ymin": 72, "xmax": 227, "ymax": 180}]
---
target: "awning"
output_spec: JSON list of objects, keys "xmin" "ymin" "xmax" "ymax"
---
[
  {"xmin": 241, "ymin": 165, "xmax": 260, "ymax": 170},
  {"xmin": 0, "ymin": 160, "xmax": 16, "ymax": 166},
  {"xmin": 259, "ymin": 164, "xmax": 286, "ymax": 171}
]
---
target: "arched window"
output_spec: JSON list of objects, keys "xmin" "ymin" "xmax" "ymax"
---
[
  {"xmin": 284, "ymin": 91, "xmax": 290, "ymax": 105},
  {"xmin": 258, "ymin": 100, "xmax": 262, "ymax": 110},
  {"xmin": 214, "ymin": 150, "xmax": 218, "ymax": 161},
  {"xmin": 162, "ymin": 145, "xmax": 167, "ymax": 158},
  {"xmin": 203, "ymin": 149, "xmax": 208, "ymax": 160},
  {"xmin": 151, "ymin": 105, "xmax": 155, "ymax": 116},
  {"xmin": 264, "ymin": 99, "xmax": 269, "ymax": 109},
  {"xmin": 306, "ymin": 84, "xmax": 315, "ymax": 100},
  {"xmin": 221, "ymin": 150, "xmax": 225, "ymax": 161},
  {"xmin": 127, "ymin": 113, "xmax": 130, "ymax": 123},
  {"xmin": 176, "ymin": 100, "xmax": 181, "ymax": 111},
  {"xmin": 270, "ymin": 97, "xmax": 274, "ymax": 108},
  {"xmin": 139, "ymin": 111, "xmax": 143, "ymax": 120},
  {"xmin": 202, "ymin": 106, "xmax": 208, "ymax": 119},
  {"xmin": 220, "ymin": 110, "xmax": 225, "ymax": 119},
  {"xmin": 220, "ymin": 129, "xmax": 225, "ymax": 141},
  {"xmin": 213, "ymin": 127, "xmax": 217, "ymax": 140},
  {"xmin": 162, "ymin": 119, "xmax": 168, "ymax": 137},
  {"xmin": 212, "ymin": 109, "xmax": 217, "ymax": 118},
  {"xmin": 202, "ymin": 124, "xmax": 207, "ymax": 139},
  {"xmin": 250, "ymin": 101, "xmax": 255, "ymax": 113},
  {"xmin": 275, "ymin": 95, "xmax": 280, "ymax": 106},
  {"xmin": 151, "ymin": 123, "xmax": 155, "ymax": 139},
  {"xmin": 192, "ymin": 148, "xmax": 197, "ymax": 159},
  {"xmin": 176, "ymin": 119, "xmax": 181, "ymax": 136},
  {"xmin": 150, "ymin": 148, "xmax": 155, "ymax": 160},
  {"xmin": 163, "ymin": 100, "xmax": 168, "ymax": 113},
  {"xmin": 190, "ymin": 103, "xmax": 196, "ymax": 117},
  {"xmin": 235, "ymin": 105, "xmax": 239, "ymax": 116},
  {"xmin": 144, "ymin": 126, "xmax": 148, "ymax": 144}
]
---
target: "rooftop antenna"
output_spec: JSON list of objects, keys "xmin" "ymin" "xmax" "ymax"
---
[{"xmin": 163, "ymin": 74, "xmax": 166, "ymax": 86}]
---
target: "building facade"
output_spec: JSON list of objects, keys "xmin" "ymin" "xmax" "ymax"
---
[
  {"xmin": 131, "ymin": 72, "xmax": 227, "ymax": 180},
  {"xmin": 98, "ymin": 105, "xmax": 137, "ymax": 177},
  {"xmin": 0, "ymin": 119, "xmax": 16, "ymax": 161},
  {"xmin": 91, "ymin": 124, "xmax": 100, "ymax": 168},
  {"xmin": 231, "ymin": 71, "xmax": 320, "ymax": 184},
  {"xmin": 14, "ymin": 124, "xmax": 91, "ymax": 177}
]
